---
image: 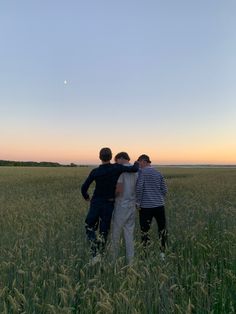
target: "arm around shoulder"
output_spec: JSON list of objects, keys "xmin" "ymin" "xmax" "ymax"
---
[{"xmin": 120, "ymin": 161, "xmax": 139, "ymax": 173}]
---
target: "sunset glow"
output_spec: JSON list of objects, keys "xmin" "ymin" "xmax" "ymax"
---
[{"xmin": 1, "ymin": 1, "xmax": 236, "ymax": 165}]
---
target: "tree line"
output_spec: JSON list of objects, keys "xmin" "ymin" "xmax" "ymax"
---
[{"xmin": 0, "ymin": 160, "xmax": 80, "ymax": 167}]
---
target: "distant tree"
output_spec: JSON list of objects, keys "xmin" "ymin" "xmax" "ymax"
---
[{"xmin": 70, "ymin": 163, "xmax": 77, "ymax": 167}]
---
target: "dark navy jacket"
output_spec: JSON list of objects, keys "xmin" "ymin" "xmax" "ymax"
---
[{"xmin": 81, "ymin": 162, "xmax": 139, "ymax": 201}]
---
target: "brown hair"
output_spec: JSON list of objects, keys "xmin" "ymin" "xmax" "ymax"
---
[
  {"xmin": 137, "ymin": 154, "xmax": 151, "ymax": 163},
  {"xmin": 99, "ymin": 147, "xmax": 112, "ymax": 162},
  {"xmin": 114, "ymin": 152, "xmax": 130, "ymax": 162}
]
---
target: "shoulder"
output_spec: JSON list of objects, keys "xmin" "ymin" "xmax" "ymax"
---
[
  {"xmin": 89, "ymin": 167, "xmax": 98, "ymax": 177},
  {"xmin": 143, "ymin": 167, "xmax": 162, "ymax": 177},
  {"xmin": 113, "ymin": 163, "xmax": 125, "ymax": 169},
  {"xmin": 155, "ymin": 169, "xmax": 164, "ymax": 177},
  {"xmin": 113, "ymin": 163, "xmax": 127, "ymax": 172},
  {"xmin": 142, "ymin": 166, "xmax": 154, "ymax": 174}
]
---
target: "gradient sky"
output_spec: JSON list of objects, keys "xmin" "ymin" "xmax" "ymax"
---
[{"xmin": 1, "ymin": 0, "xmax": 235, "ymax": 164}]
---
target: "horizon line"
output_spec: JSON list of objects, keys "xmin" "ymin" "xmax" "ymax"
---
[{"xmin": 0, "ymin": 159, "xmax": 236, "ymax": 167}]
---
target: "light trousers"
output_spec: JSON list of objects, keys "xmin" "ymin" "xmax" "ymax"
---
[{"xmin": 112, "ymin": 201, "xmax": 136, "ymax": 264}]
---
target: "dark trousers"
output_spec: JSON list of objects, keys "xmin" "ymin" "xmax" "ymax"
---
[
  {"xmin": 85, "ymin": 198, "xmax": 114, "ymax": 257},
  {"xmin": 139, "ymin": 206, "xmax": 167, "ymax": 251}
]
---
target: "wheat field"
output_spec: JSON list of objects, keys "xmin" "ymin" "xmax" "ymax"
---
[{"xmin": 0, "ymin": 166, "xmax": 235, "ymax": 313}]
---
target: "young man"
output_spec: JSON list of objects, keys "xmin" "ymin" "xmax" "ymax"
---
[
  {"xmin": 136, "ymin": 154, "xmax": 168, "ymax": 260},
  {"xmin": 81, "ymin": 147, "xmax": 139, "ymax": 262},
  {"xmin": 111, "ymin": 152, "xmax": 138, "ymax": 264}
]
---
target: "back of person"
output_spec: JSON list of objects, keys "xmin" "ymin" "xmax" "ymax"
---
[
  {"xmin": 81, "ymin": 161, "xmax": 139, "ymax": 201},
  {"xmin": 136, "ymin": 154, "xmax": 168, "ymax": 260},
  {"xmin": 90, "ymin": 163, "xmax": 123, "ymax": 200},
  {"xmin": 115, "ymin": 170, "xmax": 137, "ymax": 208},
  {"xmin": 112, "ymin": 152, "xmax": 138, "ymax": 264},
  {"xmin": 138, "ymin": 166, "xmax": 166, "ymax": 208},
  {"xmin": 81, "ymin": 147, "xmax": 139, "ymax": 262}
]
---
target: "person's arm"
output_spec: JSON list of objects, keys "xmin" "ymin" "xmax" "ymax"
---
[
  {"xmin": 81, "ymin": 170, "xmax": 95, "ymax": 200},
  {"xmin": 136, "ymin": 171, "xmax": 144, "ymax": 207},
  {"xmin": 160, "ymin": 175, "xmax": 167, "ymax": 197},
  {"xmin": 115, "ymin": 174, "xmax": 124, "ymax": 197},
  {"xmin": 118, "ymin": 161, "xmax": 139, "ymax": 173}
]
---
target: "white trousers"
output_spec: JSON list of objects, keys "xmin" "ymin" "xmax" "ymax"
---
[{"xmin": 112, "ymin": 201, "xmax": 136, "ymax": 264}]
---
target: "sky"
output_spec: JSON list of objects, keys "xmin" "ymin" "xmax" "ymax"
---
[{"xmin": 1, "ymin": 0, "xmax": 236, "ymax": 165}]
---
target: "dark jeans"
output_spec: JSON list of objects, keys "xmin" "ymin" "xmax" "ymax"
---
[
  {"xmin": 85, "ymin": 197, "xmax": 114, "ymax": 257},
  {"xmin": 139, "ymin": 206, "xmax": 167, "ymax": 251}
]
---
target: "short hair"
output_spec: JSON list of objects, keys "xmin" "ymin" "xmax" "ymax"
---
[
  {"xmin": 99, "ymin": 147, "xmax": 112, "ymax": 162},
  {"xmin": 114, "ymin": 152, "xmax": 130, "ymax": 162},
  {"xmin": 137, "ymin": 154, "xmax": 151, "ymax": 163}
]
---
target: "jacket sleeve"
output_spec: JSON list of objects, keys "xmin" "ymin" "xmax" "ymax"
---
[
  {"xmin": 119, "ymin": 161, "xmax": 139, "ymax": 173},
  {"xmin": 81, "ymin": 170, "xmax": 95, "ymax": 200}
]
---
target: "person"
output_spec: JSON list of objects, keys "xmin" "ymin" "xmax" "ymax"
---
[
  {"xmin": 81, "ymin": 147, "xmax": 139, "ymax": 262},
  {"xmin": 136, "ymin": 154, "xmax": 168, "ymax": 260},
  {"xmin": 111, "ymin": 152, "xmax": 138, "ymax": 264}
]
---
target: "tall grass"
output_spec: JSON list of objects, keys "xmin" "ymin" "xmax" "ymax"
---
[{"xmin": 0, "ymin": 167, "xmax": 235, "ymax": 313}]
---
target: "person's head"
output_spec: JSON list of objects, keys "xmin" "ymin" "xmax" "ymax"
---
[
  {"xmin": 114, "ymin": 152, "xmax": 130, "ymax": 164},
  {"xmin": 137, "ymin": 154, "xmax": 151, "ymax": 168},
  {"xmin": 99, "ymin": 147, "xmax": 112, "ymax": 162}
]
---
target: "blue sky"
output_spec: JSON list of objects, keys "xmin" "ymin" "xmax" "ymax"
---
[{"xmin": 1, "ymin": 0, "xmax": 235, "ymax": 164}]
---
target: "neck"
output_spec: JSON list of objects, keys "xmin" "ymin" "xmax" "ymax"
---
[
  {"xmin": 102, "ymin": 161, "xmax": 110, "ymax": 164},
  {"xmin": 142, "ymin": 163, "xmax": 151, "ymax": 168}
]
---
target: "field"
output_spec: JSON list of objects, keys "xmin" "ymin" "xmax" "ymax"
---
[{"xmin": 0, "ymin": 166, "xmax": 236, "ymax": 313}]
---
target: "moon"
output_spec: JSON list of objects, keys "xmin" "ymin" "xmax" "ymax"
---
[{"xmin": 64, "ymin": 80, "xmax": 67, "ymax": 85}]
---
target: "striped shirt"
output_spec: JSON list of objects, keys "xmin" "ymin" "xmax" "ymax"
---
[{"xmin": 136, "ymin": 166, "xmax": 167, "ymax": 208}]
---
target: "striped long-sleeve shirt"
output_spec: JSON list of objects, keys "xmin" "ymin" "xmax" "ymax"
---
[{"xmin": 136, "ymin": 166, "xmax": 167, "ymax": 208}]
